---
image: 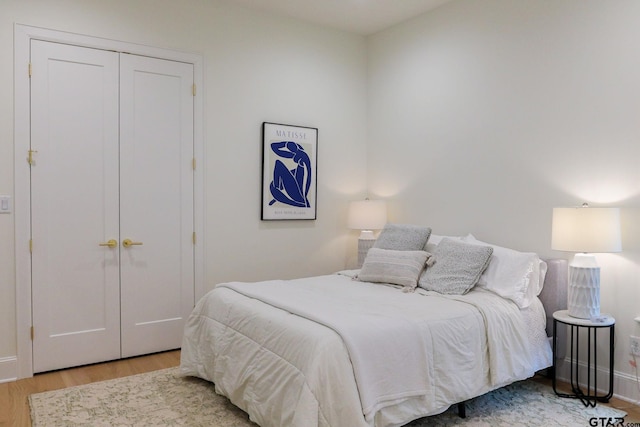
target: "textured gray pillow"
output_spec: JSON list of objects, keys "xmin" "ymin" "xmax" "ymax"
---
[
  {"xmin": 374, "ymin": 223, "xmax": 432, "ymax": 251},
  {"xmin": 358, "ymin": 248, "xmax": 431, "ymax": 289},
  {"xmin": 418, "ymin": 238, "xmax": 493, "ymax": 295}
]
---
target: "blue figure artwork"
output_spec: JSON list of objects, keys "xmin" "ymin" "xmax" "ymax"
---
[{"xmin": 269, "ymin": 141, "xmax": 312, "ymax": 208}]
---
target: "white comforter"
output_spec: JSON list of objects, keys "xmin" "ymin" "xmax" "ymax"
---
[{"xmin": 180, "ymin": 274, "xmax": 547, "ymax": 427}]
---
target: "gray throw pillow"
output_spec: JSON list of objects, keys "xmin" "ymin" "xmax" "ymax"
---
[
  {"xmin": 374, "ymin": 223, "xmax": 432, "ymax": 251},
  {"xmin": 358, "ymin": 248, "xmax": 431, "ymax": 289},
  {"xmin": 418, "ymin": 238, "xmax": 493, "ymax": 295}
]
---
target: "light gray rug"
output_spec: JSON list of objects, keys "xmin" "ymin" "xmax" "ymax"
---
[{"xmin": 30, "ymin": 367, "xmax": 626, "ymax": 426}]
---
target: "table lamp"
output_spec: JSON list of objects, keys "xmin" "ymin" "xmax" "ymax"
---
[
  {"xmin": 348, "ymin": 199, "xmax": 387, "ymax": 267},
  {"xmin": 551, "ymin": 204, "xmax": 621, "ymax": 319}
]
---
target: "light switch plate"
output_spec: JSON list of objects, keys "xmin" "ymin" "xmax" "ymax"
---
[{"xmin": 0, "ymin": 196, "xmax": 12, "ymax": 214}]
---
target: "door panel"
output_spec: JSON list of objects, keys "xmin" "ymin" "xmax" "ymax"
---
[
  {"xmin": 30, "ymin": 40, "xmax": 120, "ymax": 372},
  {"xmin": 119, "ymin": 54, "xmax": 195, "ymax": 357}
]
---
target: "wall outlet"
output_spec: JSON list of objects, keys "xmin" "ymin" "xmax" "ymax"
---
[
  {"xmin": 630, "ymin": 336, "xmax": 640, "ymax": 357},
  {"xmin": 0, "ymin": 196, "xmax": 10, "ymax": 214}
]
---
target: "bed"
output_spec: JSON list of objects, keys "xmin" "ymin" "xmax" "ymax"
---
[{"xmin": 180, "ymin": 227, "xmax": 567, "ymax": 427}]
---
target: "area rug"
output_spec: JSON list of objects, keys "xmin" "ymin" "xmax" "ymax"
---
[{"xmin": 30, "ymin": 367, "xmax": 627, "ymax": 426}]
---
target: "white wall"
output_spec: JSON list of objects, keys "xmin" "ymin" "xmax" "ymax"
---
[
  {"xmin": 0, "ymin": 0, "xmax": 367, "ymax": 376},
  {"xmin": 4, "ymin": 0, "xmax": 639, "ymax": 402},
  {"xmin": 368, "ymin": 0, "xmax": 640, "ymax": 400}
]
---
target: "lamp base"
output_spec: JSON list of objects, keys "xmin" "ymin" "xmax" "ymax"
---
[
  {"xmin": 567, "ymin": 254, "xmax": 600, "ymax": 319},
  {"xmin": 357, "ymin": 238, "xmax": 376, "ymax": 268}
]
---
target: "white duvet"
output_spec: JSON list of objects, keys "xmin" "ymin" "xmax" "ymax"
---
[{"xmin": 180, "ymin": 273, "xmax": 551, "ymax": 427}]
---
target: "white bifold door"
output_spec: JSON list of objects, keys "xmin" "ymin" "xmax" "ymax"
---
[{"xmin": 30, "ymin": 40, "xmax": 195, "ymax": 373}]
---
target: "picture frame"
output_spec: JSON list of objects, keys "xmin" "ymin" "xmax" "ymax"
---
[{"xmin": 261, "ymin": 122, "xmax": 318, "ymax": 220}]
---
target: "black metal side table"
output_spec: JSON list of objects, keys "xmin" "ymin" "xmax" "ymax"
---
[{"xmin": 552, "ymin": 309, "xmax": 615, "ymax": 407}]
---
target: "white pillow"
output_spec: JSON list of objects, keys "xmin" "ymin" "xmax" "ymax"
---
[
  {"xmin": 462, "ymin": 234, "xmax": 543, "ymax": 308},
  {"xmin": 538, "ymin": 259, "xmax": 548, "ymax": 296}
]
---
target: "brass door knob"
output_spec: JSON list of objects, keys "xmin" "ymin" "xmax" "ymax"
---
[
  {"xmin": 99, "ymin": 239, "xmax": 118, "ymax": 249},
  {"xmin": 122, "ymin": 238, "xmax": 143, "ymax": 248}
]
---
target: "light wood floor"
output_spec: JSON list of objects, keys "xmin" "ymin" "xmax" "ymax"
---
[
  {"xmin": 531, "ymin": 374, "xmax": 640, "ymax": 423},
  {"xmin": 2, "ymin": 350, "xmax": 639, "ymax": 426}
]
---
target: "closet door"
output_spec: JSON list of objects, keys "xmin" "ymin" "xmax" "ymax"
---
[
  {"xmin": 30, "ymin": 40, "xmax": 121, "ymax": 373},
  {"xmin": 119, "ymin": 54, "xmax": 195, "ymax": 357}
]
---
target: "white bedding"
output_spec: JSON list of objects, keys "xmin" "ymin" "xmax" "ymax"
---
[{"xmin": 180, "ymin": 273, "xmax": 552, "ymax": 427}]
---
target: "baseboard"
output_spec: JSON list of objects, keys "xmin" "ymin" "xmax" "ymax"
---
[
  {"xmin": 555, "ymin": 357, "xmax": 640, "ymax": 404},
  {"xmin": 615, "ymin": 369, "xmax": 640, "ymax": 405},
  {"xmin": 0, "ymin": 356, "xmax": 18, "ymax": 383}
]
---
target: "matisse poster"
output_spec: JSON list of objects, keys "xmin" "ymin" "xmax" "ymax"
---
[{"xmin": 261, "ymin": 122, "xmax": 318, "ymax": 220}]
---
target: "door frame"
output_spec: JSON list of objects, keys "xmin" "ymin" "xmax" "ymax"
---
[{"xmin": 14, "ymin": 24, "xmax": 205, "ymax": 379}]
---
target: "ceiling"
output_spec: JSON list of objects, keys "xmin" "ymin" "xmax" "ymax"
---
[{"xmin": 229, "ymin": 0, "xmax": 452, "ymax": 35}]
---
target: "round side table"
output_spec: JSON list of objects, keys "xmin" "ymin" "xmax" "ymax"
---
[{"xmin": 552, "ymin": 309, "xmax": 615, "ymax": 407}]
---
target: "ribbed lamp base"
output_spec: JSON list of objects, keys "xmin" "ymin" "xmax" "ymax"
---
[
  {"xmin": 567, "ymin": 254, "xmax": 600, "ymax": 319},
  {"xmin": 357, "ymin": 238, "xmax": 376, "ymax": 268}
]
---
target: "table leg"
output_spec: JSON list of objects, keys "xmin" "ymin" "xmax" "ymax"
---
[{"xmin": 552, "ymin": 316, "xmax": 615, "ymax": 407}]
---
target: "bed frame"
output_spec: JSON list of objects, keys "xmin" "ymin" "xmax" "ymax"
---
[{"xmin": 538, "ymin": 258, "xmax": 569, "ymax": 336}]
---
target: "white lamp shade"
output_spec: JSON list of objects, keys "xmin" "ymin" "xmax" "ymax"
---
[
  {"xmin": 348, "ymin": 200, "xmax": 387, "ymax": 231},
  {"xmin": 551, "ymin": 207, "xmax": 621, "ymax": 253}
]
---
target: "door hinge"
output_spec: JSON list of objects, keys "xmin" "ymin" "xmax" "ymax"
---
[
  {"xmin": 192, "ymin": 83, "xmax": 196, "ymax": 96},
  {"xmin": 192, "ymin": 232, "xmax": 196, "ymax": 245},
  {"xmin": 28, "ymin": 62, "xmax": 32, "ymax": 78},
  {"xmin": 28, "ymin": 149, "xmax": 38, "ymax": 165},
  {"xmin": 192, "ymin": 158, "xmax": 196, "ymax": 170},
  {"xmin": 30, "ymin": 326, "xmax": 34, "ymax": 340},
  {"xmin": 29, "ymin": 239, "xmax": 33, "ymax": 253}
]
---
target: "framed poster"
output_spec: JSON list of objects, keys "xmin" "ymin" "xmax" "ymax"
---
[{"xmin": 261, "ymin": 122, "xmax": 318, "ymax": 220}]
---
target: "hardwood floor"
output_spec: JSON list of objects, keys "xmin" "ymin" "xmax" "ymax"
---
[
  {"xmin": 531, "ymin": 373, "xmax": 640, "ymax": 423},
  {"xmin": 0, "ymin": 350, "xmax": 181, "ymax": 427},
  {"xmin": 2, "ymin": 350, "xmax": 639, "ymax": 426}
]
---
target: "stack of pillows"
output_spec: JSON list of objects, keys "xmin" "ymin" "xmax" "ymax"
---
[{"xmin": 357, "ymin": 223, "xmax": 546, "ymax": 309}]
